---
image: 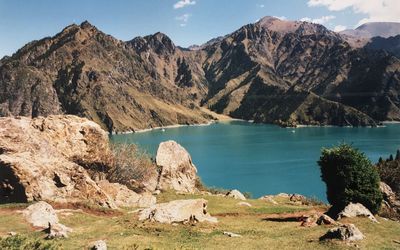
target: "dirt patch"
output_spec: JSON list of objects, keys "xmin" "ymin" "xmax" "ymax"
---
[{"xmin": 262, "ymin": 209, "xmax": 325, "ymax": 222}]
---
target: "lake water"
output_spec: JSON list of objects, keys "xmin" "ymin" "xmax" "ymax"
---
[{"xmin": 110, "ymin": 121, "xmax": 400, "ymax": 202}]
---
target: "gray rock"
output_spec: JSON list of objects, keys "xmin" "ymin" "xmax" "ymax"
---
[
  {"xmin": 317, "ymin": 214, "xmax": 337, "ymax": 225},
  {"xmin": 237, "ymin": 202, "xmax": 252, "ymax": 207},
  {"xmin": 338, "ymin": 203, "xmax": 378, "ymax": 223},
  {"xmin": 259, "ymin": 195, "xmax": 278, "ymax": 204},
  {"xmin": 46, "ymin": 222, "xmax": 73, "ymax": 239},
  {"xmin": 139, "ymin": 199, "xmax": 218, "ymax": 224},
  {"xmin": 90, "ymin": 240, "xmax": 107, "ymax": 250},
  {"xmin": 223, "ymin": 231, "xmax": 242, "ymax": 237},
  {"xmin": 226, "ymin": 190, "xmax": 246, "ymax": 200},
  {"xmin": 22, "ymin": 201, "xmax": 72, "ymax": 238},
  {"xmin": 320, "ymin": 224, "xmax": 364, "ymax": 241},
  {"xmin": 22, "ymin": 201, "xmax": 59, "ymax": 228},
  {"xmin": 155, "ymin": 141, "xmax": 199, "ymax": 193}
]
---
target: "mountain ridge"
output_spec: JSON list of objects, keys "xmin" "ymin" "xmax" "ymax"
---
[{"xmin": 1, "ymin": 18, "xmax": 400, "ymax": 131}]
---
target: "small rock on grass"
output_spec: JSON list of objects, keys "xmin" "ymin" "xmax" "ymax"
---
[
  {"xmin": 90, "ymin": 240, "xmax": 107, "ymax": 250},
  {"xmin": 237, "ymin": 202, "xmax": 252, "ymax": 207},
  {"xmin": 226, "ymin": 190, "xmax": 246, "ymax": 200},
  {"xmin": 223, "ymin": 231, "xmax": 242, "ymax": 237}
]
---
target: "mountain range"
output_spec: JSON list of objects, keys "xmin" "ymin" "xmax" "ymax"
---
[{"xmin": 1, "ymin": 17, "xmax": 400, "ymax": 132}]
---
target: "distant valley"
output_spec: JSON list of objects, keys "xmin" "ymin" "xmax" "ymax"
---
[{"xmin": 1, "ymin": 17, "xmax": 400, "ymax": 132}]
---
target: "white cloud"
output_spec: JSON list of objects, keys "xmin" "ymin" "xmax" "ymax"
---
[
  {"xmin": 176, "ymin": 13, "xmax": 191, "ymax": 27},
  {"xmin": 333, "ymin": 25, "xmax": 347, "ymax": 32},
  {"xmin": 300, "ymin": 15, "xmax": 336, "ymax": 24},
  {"xmin": 307, "ymin": 0, "xmax": 400, "ymax": 26},
  {"xmin": 257, "ymin": 4, "xmax": 265, "ymax": 8},
  {"xmin": 173, "ymin": 0, "xmax": 196, "ymax": 9}
]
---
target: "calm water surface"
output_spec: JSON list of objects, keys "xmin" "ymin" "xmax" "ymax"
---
[{"xmin": 110, "ymin": 121, "xmax": 400, "ymax": 202}]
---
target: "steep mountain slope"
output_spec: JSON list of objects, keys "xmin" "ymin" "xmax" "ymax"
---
[
  {"xmin": 365, "ymin": 35, "xmax": 400, "ymax": 58},
  {"xmin": 200, "ymin": 17, "xmax": 400, "ymax": 126},
  {"xmin": 0, "ymin": 22, "xmax": 212, "ymax": 132},
  {"xmin": 1, "ymin": 17, "xmax": 400, "ymax": 130}
]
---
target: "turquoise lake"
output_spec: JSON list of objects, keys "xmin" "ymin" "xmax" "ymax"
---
[{"xmin": 110, "ymin": 121, "xmax": 400, "ymax": 202}]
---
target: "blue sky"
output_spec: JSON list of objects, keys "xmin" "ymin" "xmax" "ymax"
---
[{"xmin": 0, "ymin": 0, "xmax": 399, "ymax": 58}]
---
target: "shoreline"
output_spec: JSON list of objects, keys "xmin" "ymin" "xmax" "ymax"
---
[
  {"xmin": 110, "ymin": 119, "xmax": 400, "ymax": 135},
  {"xmin": 110, "ymin": 118, "xmax": 251, "ymax": 135},
  {"xmin": 134, "ymin": 120, "xmax": 215, "ymax": 134},
  {"xmin": 110, "ymin": 120, "xmax": 216, "ymax": 135}
]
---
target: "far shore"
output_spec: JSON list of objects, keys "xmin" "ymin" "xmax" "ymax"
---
[
  {"xmin": 109, "ymin": 112, "xmax": 400, "ymax": 135},
  {"xmin": 110, "ymin": 108, "xmax": 247, "ymax": 135}
]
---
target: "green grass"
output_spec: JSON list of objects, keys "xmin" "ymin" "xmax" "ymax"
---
[{"xmin": 1, "ymin": 193, "xmax": 400, "ymax": 249}]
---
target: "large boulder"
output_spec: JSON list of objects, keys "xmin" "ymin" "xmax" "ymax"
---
[
  {"xmin": 337, "ymin": 203, "xmax": 378, "ymax": 222},
  {"xmin": 320, "ymin": 224, "xmax": 364, "ymax": 241},
  {"xmin": 155, "ymin": 141, "xmax": 199, "ymax": 193},
  {"xmin": 0, "ymin": 116, "xmax": 116, "ymax": 208},
  {"xmin": 22, "ymin": 201, "xmax": 59, "ymax": 228},
  {"xmin": 22, "ymin": 201, "xmax": 72, "ymax": 238},
  {"xmin": 138, "ymin": 199, "xmax": 218, "ymax": 224}
]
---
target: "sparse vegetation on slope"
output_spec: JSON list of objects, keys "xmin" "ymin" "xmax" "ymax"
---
[
  {"xmin": 107, "ymin": 143, "xmax": 157, "ymax": 192},
  {"xmin": 1, "ymin": 192, "xmax": 400, "ymax": 249}
]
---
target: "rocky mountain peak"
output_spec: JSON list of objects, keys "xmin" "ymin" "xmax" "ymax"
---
[
  {"xmin": 128, "ymin": 32, "xmax": 176, "ymax": 54},
  {"xmin": 256, "ymin": 16, "xmax": 302, "ymax": 33},
  {"xmin": 144, "ymin": 32, "xmax": 176, "ymax": 54},
  {"xmin": 80, "ymin": 20, "xmax": 96, "ymax": 30}
]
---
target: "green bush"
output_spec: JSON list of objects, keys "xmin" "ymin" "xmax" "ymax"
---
[
  {"xmin": 318, "ymin": 144, "xmax": 382, "ymax": 214},
  {"xmin": 0, "ymin": 235, "xmax": 60, "ymax": 250}
]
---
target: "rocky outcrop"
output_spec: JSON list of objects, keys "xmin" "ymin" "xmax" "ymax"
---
[
  {"xmin": 0, "ymin": 116, "xmax": 154, "ymax": 209},
  {"xmin": 337, "ymin": 203, "xmax": 378, "ymax": 223},
  {"xmin": 138, "ymin": 199, "xmax": 218, "ymax": 224},
  {"xmin": 320, "ymin": 224, "xmax": 364, "ymax": 241},
  {"xmin": 379, "ymin": 182, "xmax": 400, "ymax": 219},
  {"xmin": 226, "ymin": 190, "xmax": 246, "ymax": 200},
  {"xmin": 155, "ymin": 141, "xmax": 199, "ymax": 193},
  {"xmin": 97, "ymin": 181, "xmax": 156, "ymax": 208}
]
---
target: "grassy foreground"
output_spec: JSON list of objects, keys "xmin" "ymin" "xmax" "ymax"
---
[{"xmin": 1, "ymin": 192, "xmax": 400, "ymax": 249}]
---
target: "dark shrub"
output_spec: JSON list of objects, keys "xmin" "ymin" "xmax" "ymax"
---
[
  {"xmin": 318, "ymin": 144, "xmax": 382, "ymax": 214},
  {"xmin": 377, "ymin": 151, "xmax": 400, "ymax": 194}
]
